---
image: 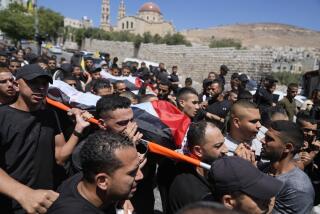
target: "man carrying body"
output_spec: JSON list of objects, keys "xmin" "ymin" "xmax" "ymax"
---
[
  {"xmin": 169, "ymin": 121, "xmax": 227, "ymax": 213},
  {"xmin": 0, "ymin": 64, "xmax": 90, "ymax": 213}
]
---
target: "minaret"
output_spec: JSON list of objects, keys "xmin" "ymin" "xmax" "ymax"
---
[
  {"xmin": 100, "ymin": 0, "xmax": 111, "ymax": 31},
  {"xmin": 117, "ymin": 0, "xmax": 126, "ymax": 20}
]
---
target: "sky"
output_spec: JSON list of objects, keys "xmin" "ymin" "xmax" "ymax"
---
[{"xmin": 38, "ymin": 0, "xmax": 320, "ymax": 32}]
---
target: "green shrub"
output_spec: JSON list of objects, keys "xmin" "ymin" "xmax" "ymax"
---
[
  {"xmin": 271, "ymin": 72, "xmax": 302, "ymax": 85},
  {"xmin": 209, "ymin": 38, "xmax": 242, "ymax": 49}
]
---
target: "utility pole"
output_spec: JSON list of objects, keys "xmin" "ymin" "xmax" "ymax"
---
[{"xmin": 34, "ymin": 0, "xmax": 41, "ymax": 56}]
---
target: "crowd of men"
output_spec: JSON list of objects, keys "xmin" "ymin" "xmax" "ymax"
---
[{"xmin": 0, "ymin": 42, "xmax": 319, "ymax": 214}]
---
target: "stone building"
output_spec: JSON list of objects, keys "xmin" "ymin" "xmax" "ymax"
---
[
  {"xmin": 64, "ymin": 16, "xmax": 93, "ymax": 29},
  {"xmin": 100, "ymin": 0, "xmax": 175, "ymax": 36}
]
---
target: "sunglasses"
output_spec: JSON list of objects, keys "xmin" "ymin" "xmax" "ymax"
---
[{"xmin": 116, "ymin": 118, "xmax": 133, "ymax": 126}]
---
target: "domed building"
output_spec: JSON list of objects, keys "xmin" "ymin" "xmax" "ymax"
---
[{"xmin": 100, "ymin": 0, "xmax": 175, "ymax": 36}]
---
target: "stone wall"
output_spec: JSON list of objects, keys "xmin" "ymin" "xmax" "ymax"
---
[{"xmin": 82, "ymin": 38, "xmax": 273, "ymax": 90}]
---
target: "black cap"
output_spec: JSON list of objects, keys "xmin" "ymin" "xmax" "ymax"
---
[
  {"xmin": 25, "ymin": 53, "xmax": 38, "ymax": 64},
  {"xmin": 16, "ymin": 64, "xmax": 53, "ymax": 84},
  {"xmin": 0, "ymin": 50, "xmax": 8, "ymax": 57},
  {"xmin": 89, "ymin": 67, "xmax": 101, "ymax": 74},
  {"xmin": 265, "ymin": 75, "xmax": 278, "ymax": 84},
  {"xmin": 210, "ymin": 156, "xmax": 283, "ymax": 200},
  {"xmin": 220, "ymin": 65, "xmax": 229, "ymax": 72},
  {"xmin": 239, "ymin": 74, "xmax": 249, "ymax": 82},
  {"xmin": 60, "ymin": 63, "xmax": 73, "ymax": 73}
]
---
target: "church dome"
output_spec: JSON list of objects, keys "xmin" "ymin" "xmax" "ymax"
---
[{"xmin": 139, "ymin": 2, "xmax": 161, "ymax": 14}]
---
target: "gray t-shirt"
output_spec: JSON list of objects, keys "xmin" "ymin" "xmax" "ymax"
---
[{"xmin": 273, "ymin": 167, "xmax": 315, "ymax": 214}]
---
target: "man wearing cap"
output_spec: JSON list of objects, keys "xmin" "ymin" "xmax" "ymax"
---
[
  {"xmin": 0, "ymin": 64, "xmax": 91, "ymax": 213},
  {"xmin": 210, "ymin": 156, "xmax": 283, "ymax": 214},
  {"xmin": 169, "ymin": 121, "xmax": 227, "ymax": 213},
  {"xmin": 260, "ymin": 120, "xmax": 315, "ymax": 213}
]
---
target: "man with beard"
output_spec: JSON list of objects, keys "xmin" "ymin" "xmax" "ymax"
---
[
  {"xmin": 0, "ymin": 64, "xmax": 91, "ymax": 213},
  {"xmin": 47, "ymin": 57, "xmax": 57, "ymax": 75},
  {"xmin": 157, "ymin": 79, "xmax": 176, "ymax": 105},
  {"xmin": 0, "ymin": 67, "xmax": 17, "ymax": 105},
  {"xmin": 260, "ymin": 120, "xmax": 315, "ymax": 213},
  {"xmin": 225, "ymin": 100, "xmax": 262, "ymax": 159},
  {"xmin": 168, "ymin": 121, "xmax": 227, "ymax": 214},
  {"xmin": 48, "ymin": 131, "xmax": 144, "ymax": 213}
]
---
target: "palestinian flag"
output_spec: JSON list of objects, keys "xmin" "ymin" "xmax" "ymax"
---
[
  {"xmin": 48, "ymin": 81, "xmax": 190, "ymax": 148},
  {"xmin": 132, "ymin": 101, "xmax": 190, "ymax": 149}
]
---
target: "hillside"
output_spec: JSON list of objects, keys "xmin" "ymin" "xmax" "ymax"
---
[{"xmin": 181, "ymin": 23, "xmax": 320, "ymax": 48}]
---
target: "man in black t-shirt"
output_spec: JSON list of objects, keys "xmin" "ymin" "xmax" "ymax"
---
[
  {"xmin": 0, "ymin": 64, "xmax": 90, "ymax": 214},
  {"xmin": 169, "ymin": 121, "xmax": 227, "ymax": 213},
  {"xmin": 48, "ymin": 131, "xmax": 144, "ymax": 214}
]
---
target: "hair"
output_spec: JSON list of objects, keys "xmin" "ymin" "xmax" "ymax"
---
[
  {"xmin": 261, "ymin": 106, "xmax": 288, "ymax": 127},
  {"xmin": 115, "ymin": 80, "xmax": 125, "ymax": 86},
  {"xmin": 187, "ymin": 121, "xmax": 217, "ymax": 150},
  {"xmin": 62, "ymin": 73, "xmax": 77, "ymax": 82},
  {"xmin": 0, "ymin": 66, "xmax": 10, "ymax": 73},
  {"xmin": 177, "ymin": 201, "xmax": 239, "ymax": 214},
  {"xmin": 92, "ymin": 79, "xmax": 111, "ymax": 94},
  {"xmin": 296, "ymin": 110, "xmax": 317, "ymax": 126},
  {"xmin": 80, "ymin": 130, "xmax": 135, "ymax": 183},
  {"xmin": 230, "ymin": 100, "xmax": 258, "ymax": 119},
  {"xmin": 237, "ymin": 90, "xmax": 253, "ymax": 101},
  {"xmin": 270, "ymin": 120, "xmax": 304, "ymax": 154},
  {"xmin": 288, "ymin": 83, "xmax": 298, "ymax": 90},
  {"xmin": 185, "ymin": 77, "xmax": 192, "ymax": 85},
  {"xmin": 96, "ymin": 94, "xmax": 131, "ymax": 118},
  {"xmin": 119, "ymin": 91, "xmax": 137, "ymax": 102},
  {"xmin": 176, "ymin": 87, "xmax": 198, "ymax": 108},
  {"xmin": 159, "ymin": 78, "xmax": 172, "ymax": 88}
]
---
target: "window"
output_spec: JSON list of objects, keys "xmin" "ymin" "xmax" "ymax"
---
[
  {"xmin": 299, "ymin": 67, "xmax": 302, "ymax": 71},
  {"xmin": 126, "ymin": 21, "xmax": 129, "ymax": 29},
  {"xmin": 131, "ymin": 22, "xmax": 133, "ymax": 28},
  {"xmin": 147, "ymin": 16, "xmax": 149, "ymax": 20},
  {"xmin": 122, "ymin": 23, "xmax": 124, "ymax": 29}
]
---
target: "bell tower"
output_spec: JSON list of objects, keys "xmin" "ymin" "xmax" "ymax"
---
[
  {"xmin": 100, "ymin": 0, "xmax": 111, "ymax": 31},
  {"xmin": 117, "ymin": 0, "xmax": 126, "ymax": 20}
]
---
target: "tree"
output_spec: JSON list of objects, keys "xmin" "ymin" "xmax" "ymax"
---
[
  {"xmin": 38, "ymin": 7, "xmax": 64, "ymax": 42},
  {"xmin": 0, "ymin": 3, "xmax": 34, "ymax": 45},
  {"xmin": 0, "ymin": 3, "xmax": 64, "ymax": 45}
]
